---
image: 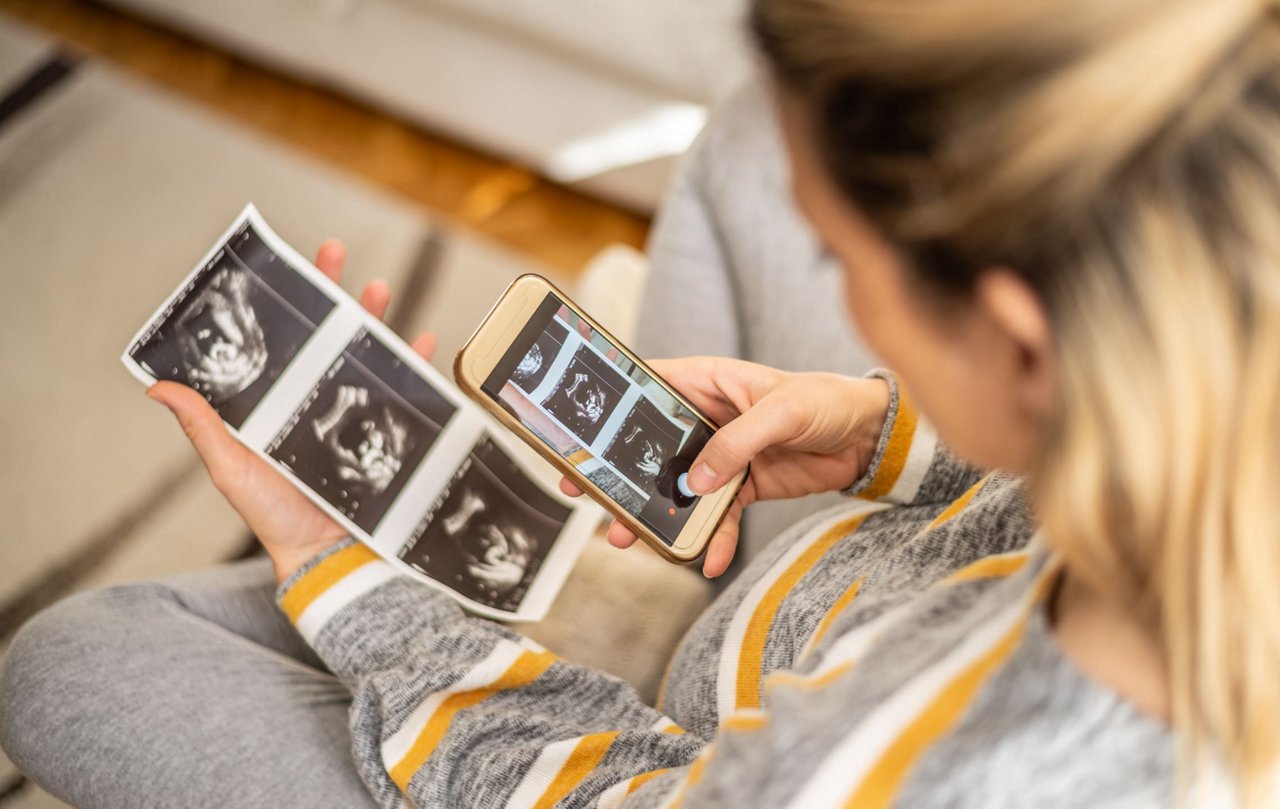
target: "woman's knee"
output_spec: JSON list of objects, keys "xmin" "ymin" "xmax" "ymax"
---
[{"xmin": 0, "ymin": 583, "xmax": 171, "ymax": 782}]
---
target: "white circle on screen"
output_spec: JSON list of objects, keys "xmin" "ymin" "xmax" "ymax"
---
[{"xmin": 676, "ymin": 472, "xmax": 696, "ymax": 499}]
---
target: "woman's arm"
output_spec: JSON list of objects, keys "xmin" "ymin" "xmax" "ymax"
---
[
  {"xmin": 278, "ymin": 540, "xmax": 707, "ymax": 807},
  {"xmin": 573, "ymin": 358, "xmax": 986, "ymax": 575}
]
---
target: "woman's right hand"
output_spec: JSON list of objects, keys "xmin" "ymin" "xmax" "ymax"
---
[{"xmin": 561, "ymin": 357, "xmax": 890, "ymax": 577}]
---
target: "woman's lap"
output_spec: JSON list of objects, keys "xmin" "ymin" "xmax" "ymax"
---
[{"xmin": 0, "ymin": 558, "xmax": 376, "ymax": 808}]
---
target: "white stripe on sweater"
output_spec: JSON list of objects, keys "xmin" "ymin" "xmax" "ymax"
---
[
  {"xmin": 294, "ymin": 562, "xmax": 400, "ymax": 645},
  {"xmin": 885, "ymin": 419, "xmax": 938, "ymax": 504},
  {"xmin": 595, "ymin": 777, "xmax": 634, "ymax": 809},
  {"xmin": 649, "ymin": 716, "xmax": 679, "ymax": 733},
  {"xmin": 782, "ymin": 590, "xmax": 1033, "ymax": 809},
  {"xmin": 504, "ymin": 735, "xmax": 581, "ymax": 809},
  {"xmin": 506, "ymin": 715, "xmax": 679, "ymax": 808},
  {"xmin": 381, "ymin": 637, "xmax": 541, "ymax": 771},
  {"xmin": 715, "ymin": 503, "xmax": 887, "ymax": 721}
]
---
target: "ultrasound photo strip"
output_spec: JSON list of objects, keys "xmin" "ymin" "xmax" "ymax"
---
[{"xmin": 122, "ymin": 204, "xmax": 598, "ymax": 621}]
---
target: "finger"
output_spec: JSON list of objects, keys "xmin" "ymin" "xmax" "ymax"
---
[
  {"xmin": 314, "ymin": 239, "xmax": 347, "ymax": 282},
  {"xmin": 146, "ymin": 382, "xmax": 243, "ymax": 488},
  {"xmin": 409, "ymin": 332, "xmax": 438, "ymax": 362},
  {"xmin": 701, "ymin": 500, "xmax": 743, "ymax": 578},
  {"xmin": 687, "ymin": 394, "xmax": 797, "ymax": 494},
  {"xmin": 360, "ymin": 279, "xmax": 391, "ymax": 320},
  {"xmin": 558, "ymin": 477, "xmax": 584, "ymax": 497},
  {"xmin": 647, "ymin": 357, "xmax": 774, "ymax": 426},
  {"xmin": 606, "ymin": 521, "xmax": 638, "ymax": 549}
]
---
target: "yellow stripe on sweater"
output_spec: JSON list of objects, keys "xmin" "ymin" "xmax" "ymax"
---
[
  {"xmin": 801, "ymin": 478, "xmax": 986, "ymax": 664},
  {"xmin": 840, "ymin": 563, "xmax": 1061, "ymax": 809},
  {"xmin": 279, "ymin": 543, "xmax": 379, "ymax": 624},
  {"xmin": 840, "ymin": 619, "xmax": 1027, "ymax": 808},
  {"xmin": 625, "ymin": 767, "xmax": 670, "ymax": 796},
  {"xmin": 388, "ymin": 650, "xmax": 557, "ymax": 790},
  {"xmin": 857, "ymin": 383, "xmax": 919, "ymax": 501},
  {"xmin": 735, "ymin": 513, "xmax": 872, "ymax": 710},
  {"xmin": 806, "ymin": 577, "xmax": 864, "ymax": 654},
  {"xmin": 667, "ymin": 749, "xmax": 713, "ymax": 809},
  {"xmin": 532, "ymin": 731, "xmax": 619, "ymax": 809},
  {"xmin": 719, "ymin": 711, "xmax": 768, "ymax": 733},
  {"xmin": 764, "ymin": 662, "xmax": 853, "ymax": 694},
  {"xmin": 942, "ymin": 552, "xmax": 1031, "ymax": 585},
  {"xmin": 926, "ymin": 475, "xmax": 988, "ymax": 530}
]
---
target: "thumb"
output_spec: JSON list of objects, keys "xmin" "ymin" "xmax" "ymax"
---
[
  {"xmin": 146, "ymin": 381, "xmax": 241, "ymax": 483},
  {"xmin": 686, "ymin": 395, "xmax": 797, "ymax": 494}
]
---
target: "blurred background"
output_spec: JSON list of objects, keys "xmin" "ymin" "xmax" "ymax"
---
[{"xmin": 0, "ymin": 0, "xmax": 753, "ymax": 804}]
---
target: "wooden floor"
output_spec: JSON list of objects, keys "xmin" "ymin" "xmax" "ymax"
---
[{"xmin": 0, "ymin": 0, "xmax": 651, "ymax": 276}]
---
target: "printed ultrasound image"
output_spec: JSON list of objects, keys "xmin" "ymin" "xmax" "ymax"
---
[
  {"xmin": 513, "ymin": 318, "xmax": 569, "ymax": 394},
  {"xmin": 601, "ymin": 395, "xmax": 686, "ymax": 491},
  {"xmin": 129, "ymin": 222, "xmax": 335, "ymax": 428},
  {"xmin": 269, "ymin": 331, "xmax": 456, "ymax": 532},
  {"xmin": 540, "ymin": 345, "xmax": 628, "ymax": 445},
  {"xmin": 399, "ymin": 437, "xmax": 569, "ymax": 611}
]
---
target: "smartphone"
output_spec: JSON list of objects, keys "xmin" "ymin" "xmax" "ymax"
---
[{"xmin": 455, "ymin": 274, "xmax": 747, "ymax": 563}]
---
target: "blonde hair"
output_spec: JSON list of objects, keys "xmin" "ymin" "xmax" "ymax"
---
[{"xmin": 754, "ymin": 0, "xmax": 1280, "ymax": 804}]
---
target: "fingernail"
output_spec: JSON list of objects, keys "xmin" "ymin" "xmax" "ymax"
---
[{"xmin": 689, "ymin": 462, "xmax": 719, "ymax": 494}]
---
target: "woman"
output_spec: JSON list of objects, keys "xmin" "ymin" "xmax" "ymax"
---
[{"xmin": 3, "ymin": 0, "xmax": 1276, "ymax": 805}]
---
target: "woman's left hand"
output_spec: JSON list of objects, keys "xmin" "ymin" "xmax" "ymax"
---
[{"xmin": 146, "ymin": 241, "xmax": 437, "ymax": 583}]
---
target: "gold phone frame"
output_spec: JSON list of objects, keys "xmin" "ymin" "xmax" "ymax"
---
[{"xmin": 454, "ymin": 274, "xmax": 746, "ymax": 564}]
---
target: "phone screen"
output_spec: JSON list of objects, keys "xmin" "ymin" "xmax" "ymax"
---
[{"xmin": 481, "ymin": 293, "xmax": 714, "ymax": 546}]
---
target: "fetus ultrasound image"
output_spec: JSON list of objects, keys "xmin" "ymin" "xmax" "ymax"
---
[
  {"xmin": 540, "ymin": 345, "xmax": 628, "ymax": 445},
  {"xmin": 269, "ymin": 330, "xmax": 456, "ymax": 532},
  {"xmin": 602, "ymin": 396, "xmax": 686, "ymax": 491},
  {"xmin": 513, "ymin": 318, "xmax": 568, "ymax": 394},
  {"xmin": 129, "ymin": 221, "xmax": 335, "ymax": 428},
  {"xmin": 399, "ymin": 437, "xmax": 568, "ymax": 611}
]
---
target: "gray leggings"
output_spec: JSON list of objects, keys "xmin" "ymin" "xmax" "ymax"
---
[{"xmin": 0, "ymin": 559, "xmax": 377, "ymax": 808}]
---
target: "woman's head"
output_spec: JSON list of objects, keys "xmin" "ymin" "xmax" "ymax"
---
[{"xmin": 754, "ymin": 0, "xmax": 1280, "ymax": 802}]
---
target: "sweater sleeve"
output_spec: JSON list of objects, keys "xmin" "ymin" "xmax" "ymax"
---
[
  {"xmin": 843, "ymin": 370, "xmax": 985, "ymax": 508},
  {"xmin": 277, "ymin": 541, "xmax": 706, "ymax": 808}
]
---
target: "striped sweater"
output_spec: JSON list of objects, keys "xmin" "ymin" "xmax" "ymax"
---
[{"xmin": 277, "ymin": 374, "xmax": 1172, "ymax": 808}]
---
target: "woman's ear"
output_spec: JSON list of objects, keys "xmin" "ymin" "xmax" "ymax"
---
[{"xmin": 973, "ymin": 269, "xmax": 1058, "ymax": 419}]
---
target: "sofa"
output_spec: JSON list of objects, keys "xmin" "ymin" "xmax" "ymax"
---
[{"xmin": 94, "ymin": 0, "xmax": 754, "ymax": 211}]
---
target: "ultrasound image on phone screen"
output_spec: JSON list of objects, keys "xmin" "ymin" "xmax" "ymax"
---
[{"xmin": 480, "ymin": 294, "xmax": 713, "ymax": 545}]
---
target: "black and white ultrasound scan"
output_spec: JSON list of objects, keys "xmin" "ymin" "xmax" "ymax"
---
[
  {"xmin": 601, "ymin": 395, "xmax": 685, "ymax": 492},
  {"xmin": 128, "ymin": 223, "xmax": 335, "ymax": 428},
  {"xmin": 513, "ymin": 318, "xmax": 568, "ymax": 394},
  {"xmin": 540, "ymin": 345, "xmax": 629, "ymax": 444},
  {"xmin": 122, "ymin": 204, "xmax": 596, "ymax": 620},
  {"xmin": 268, "ymin": 330, "xmax": 456, "ymax": 533},
  {"xmin": 399, "ymin": 437, "xmax": 569, "ymax": 612}
]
